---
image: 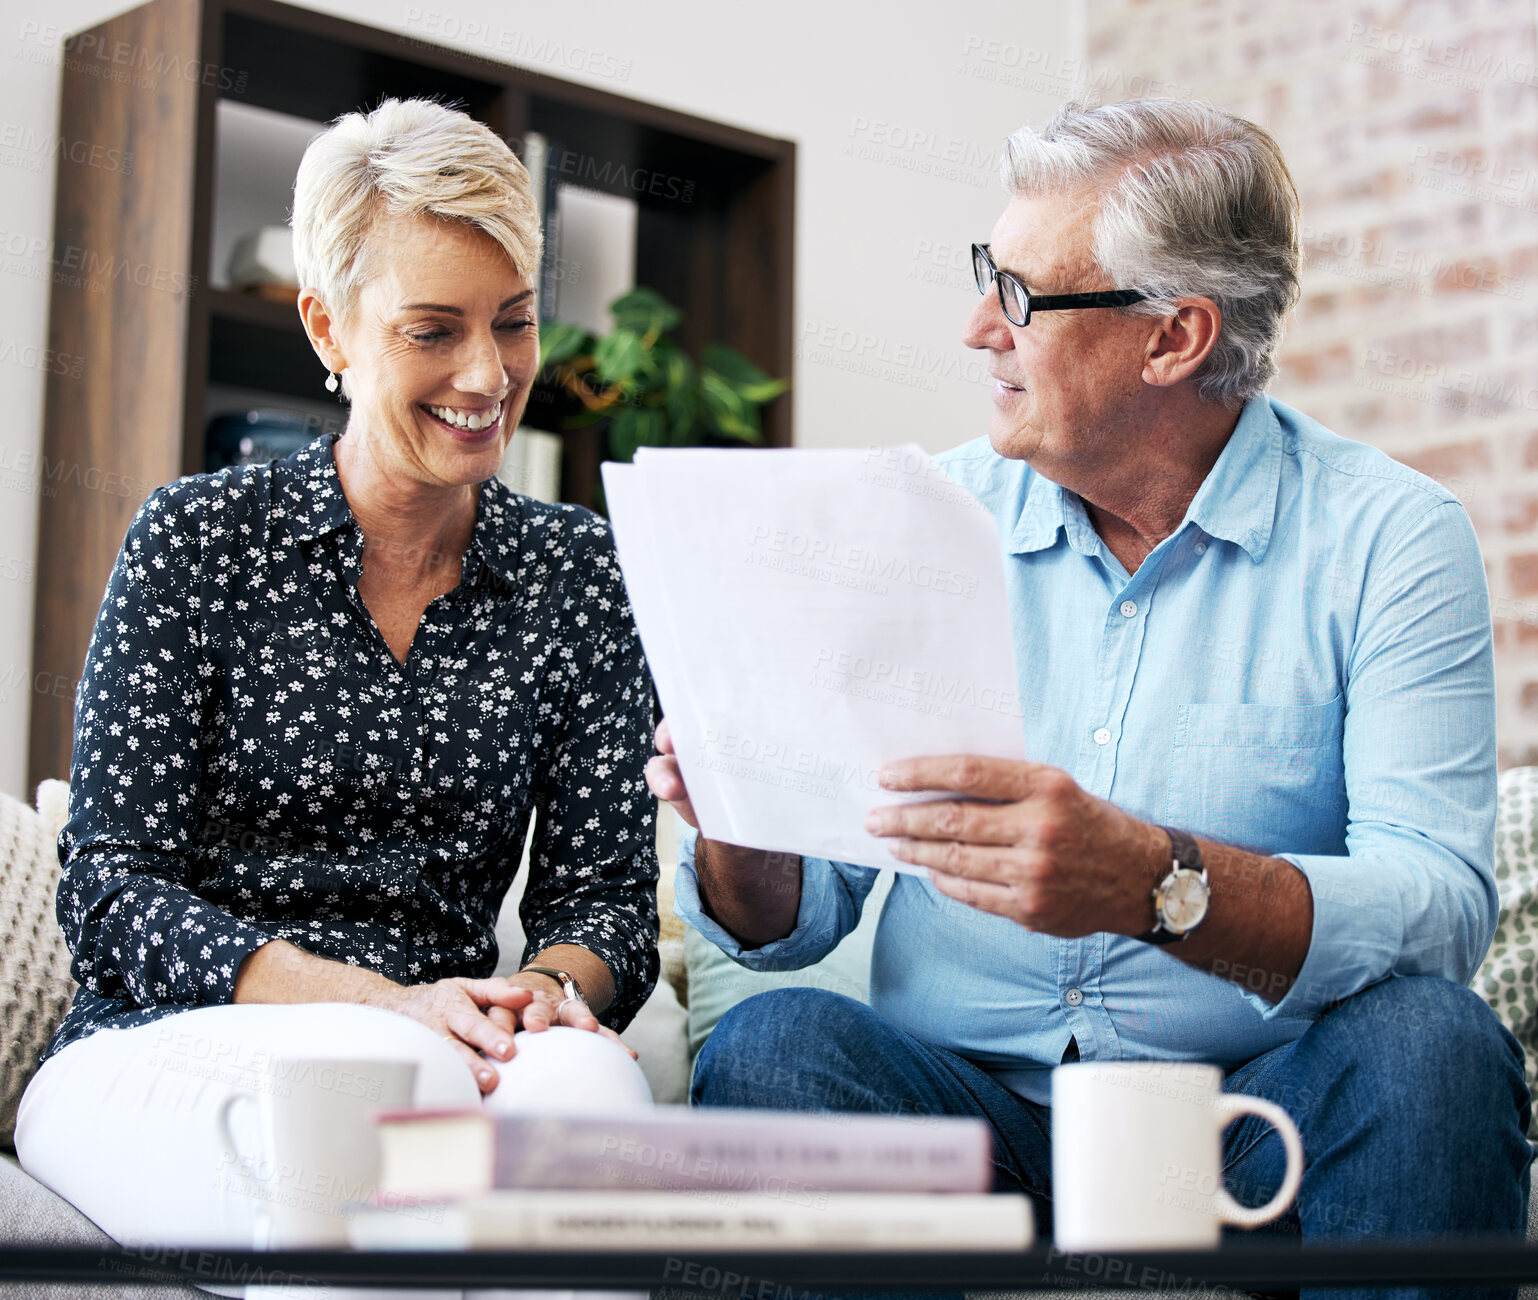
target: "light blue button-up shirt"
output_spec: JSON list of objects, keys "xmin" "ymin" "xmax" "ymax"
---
[{"xmin": 674, "ymin": 395, "xmax": 1498, "ymax": 1103}]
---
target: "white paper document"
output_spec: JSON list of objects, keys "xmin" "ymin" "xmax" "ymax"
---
[{"xmin": 603, "ymin": 446, "xmax": 1026, "ymax": 872}]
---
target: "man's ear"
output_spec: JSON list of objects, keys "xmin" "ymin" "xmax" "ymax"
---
[
  {"xmin": 297, "ymin": 288, "xmax": 346, "ymax": 375},
  {"xmin": 1141, "ymin": 298, "xmax": 1222, "ymax": 388}
]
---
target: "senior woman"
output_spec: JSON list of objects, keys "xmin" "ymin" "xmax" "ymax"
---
[{"xmin": 15, "ymin": 98, "xmax": 658, "ymax": 1259}]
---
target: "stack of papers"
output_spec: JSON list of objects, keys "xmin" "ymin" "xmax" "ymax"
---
[{"xmin": 603, "ymin": 446, "xmax": 1026, "ymax": 872}]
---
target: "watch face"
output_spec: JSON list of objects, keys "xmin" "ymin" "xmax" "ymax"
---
[{"xmin": 1161, "ymin": 870, "xmax": 1209, "ymax": 932}]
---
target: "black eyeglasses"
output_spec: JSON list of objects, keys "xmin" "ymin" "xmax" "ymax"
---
[{"xmin": 972, "ymin": 243, "xmax": 1147, "ymax": 327}]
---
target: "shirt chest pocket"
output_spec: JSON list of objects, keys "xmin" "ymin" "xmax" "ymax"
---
[
  {"xmin": 1175, "ymin": 697, "xmax": 1344, "ymax": 751},
  {"xmin": 1168, "ymin": 697, "xmax": 1347, "ymax": 852}
]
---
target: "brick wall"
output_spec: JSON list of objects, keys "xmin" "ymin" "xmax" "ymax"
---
[{"xmin": 1085, "ymin": 0, "xmax": 1538, "ymax": 766}]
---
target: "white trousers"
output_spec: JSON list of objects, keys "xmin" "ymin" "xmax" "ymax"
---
[{"xmin": 15, "ymin": 1002, "xmax": 653, "ymax": 1299}]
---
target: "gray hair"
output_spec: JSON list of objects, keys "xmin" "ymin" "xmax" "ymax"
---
[
  {"xmin": 291, "ymin": 98, "xmax": 542, "ymax": 327},
  {"xmin": 999, "ymin": 99, "xmax": 1300, "ymax": 406}
]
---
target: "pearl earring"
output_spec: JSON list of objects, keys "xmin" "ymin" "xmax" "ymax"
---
[{"xmin": 325, "ymin": 372, "xmax": 340, "ymax": 393}]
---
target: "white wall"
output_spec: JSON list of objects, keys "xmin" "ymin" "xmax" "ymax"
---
[{"xmin": 0, "ymin": 0, "xmax": 1073, "ymax": 797}]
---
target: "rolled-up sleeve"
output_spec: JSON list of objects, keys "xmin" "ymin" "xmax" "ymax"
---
[
  {"xmin": 1263, "ymin": 498, "xmax": 1497, "ymax": 1020},
  {"xmin": 522, "ymin": 523, "xmax": 659, "ymax": 1031},
  {"xmin": 672, "ymin": 821, "xmax": 880, "ymax": 969},
  {"xmin": 58, "ymin": 486, "xmax": 274, "ymax": 1009}
]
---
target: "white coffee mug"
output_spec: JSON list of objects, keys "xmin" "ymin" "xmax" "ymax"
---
[
  {"xmin": 1052, "ymin": 1060, "xmax": 1304, "ymax": 1251},
  {"xmin": 216, "ymin": 1056, "xmax": 417, "ymax": 1248}
]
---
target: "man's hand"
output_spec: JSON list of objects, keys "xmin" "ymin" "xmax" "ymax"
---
[
  {"xmin": 864, "ymin": 754, "xmax": 1315, "ymax": 1002},
  {"xmin": 864, "ymin": 756, "xmax": 1167, "ymax": 936},
  {"xmin": 645, "ymin": 718, "xmax": 697, "ymax": 829}
]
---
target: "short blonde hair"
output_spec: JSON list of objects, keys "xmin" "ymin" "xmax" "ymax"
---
[
  {"xmin": 291, "ymin": 98, "xmax": 542, "ymax": 324},
  {"xmin": 1000, "ymin": 99, "xmax": 1300, "ymax": 407}
]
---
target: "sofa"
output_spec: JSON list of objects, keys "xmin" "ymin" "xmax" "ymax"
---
[{"xmin": 3, "ymin": 775, "xmax": 1537, "ymax": 1299}]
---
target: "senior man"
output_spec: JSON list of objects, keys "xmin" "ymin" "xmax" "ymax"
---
[{"xmin": 648, "ymin": 99, "xmax": 1532, "ymax": 1284}]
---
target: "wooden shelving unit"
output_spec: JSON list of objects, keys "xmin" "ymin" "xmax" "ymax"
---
[{"xmin": 29, "ymin": 0, "xmax": 795, "ymax": 787}]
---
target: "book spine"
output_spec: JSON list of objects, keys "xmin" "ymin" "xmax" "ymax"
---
[
  {"xmin": 538, "ymin": 143, "xmax": 564, "ymax": 324},
  {"xmin": 352, "ymin": 1192, "xmax": 1032, "ymax": 1252},
  {"xmin": 491, "ymin": 1116, "xmax": 992, "ymax": 1195}
]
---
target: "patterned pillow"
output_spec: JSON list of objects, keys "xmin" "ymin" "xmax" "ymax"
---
[
  {"xmin": 1473, "ymin": 766, "xmax": 1538, "ymax": 1139},
  {"xmin": 0, "ymin": 780, "xmax": 76, "ymax": 1149}
]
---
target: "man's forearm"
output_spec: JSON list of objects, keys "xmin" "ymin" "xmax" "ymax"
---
[
  {"xmin": 1142, "ymin": 830, "xmax": 1314, "ymax": 1001},
  {"xmin": 695, "ymin": 838, "xmax": 803, "ymax": 949}
]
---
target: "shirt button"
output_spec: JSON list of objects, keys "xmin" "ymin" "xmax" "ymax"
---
[
  {"xmin": 1119, "ymin": 600, "xmax": 1137, "ymax": 618},
  {"xmin": 1093, "ymin": 727, "xmax": 1111, "ymax": 745},
  {"xmin": 1194, "ymin": 541, "xmax": 1208, "ymax": 556},
  {"xmin": 1065, "ymin": 988, "xmax": 1084, "ymax": 1007}
]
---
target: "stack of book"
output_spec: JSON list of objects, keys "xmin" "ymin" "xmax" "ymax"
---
[{"xmin": 347, "ymin": 1105, "xmax": 1034, "ymax": 1251}]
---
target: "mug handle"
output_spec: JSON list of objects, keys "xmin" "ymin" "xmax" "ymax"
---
[
  {"xmin": 216, "ymin": 1092, "xmax": 274, "ymax": 1250},
  {"xmin": 1211, "ymin": 1094, "xmax": 1304, "ymax": 1229},
  {"xmin": 216, "ymin": 1092, "xmax": 257, "ymax": 1179}
]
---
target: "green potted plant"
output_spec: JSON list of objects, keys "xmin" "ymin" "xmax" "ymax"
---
[{"xmin": 537, "ymin": 287, "xmax": 789, "ymax": 464}]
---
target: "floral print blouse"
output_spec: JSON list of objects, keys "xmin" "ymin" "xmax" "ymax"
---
[{"xmin": 44, "ymin": 433, "xmax": 658, "ymax": 1063}]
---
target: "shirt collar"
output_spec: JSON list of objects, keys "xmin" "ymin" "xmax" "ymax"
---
[
  {"xmin": 281, "ymin": 433, "xmax": 522, "ymax": 593},
  {"xmin": 1181, "ymin": 394, "xmax": 1281, "ymax": 563},
  {"xmin": 284, "ymin": 434, "xmax": 353, "ymax": 543},
  {"xmin": 1008, "ymin": 471, "xmax": 1072, "ymax": 555},
  {"xmin": 1006, "ymin": 394, "xmax": 1281, "ymax": 563},
  {"xmin": 466, "ymin": 482, "xmax": 521, "ymax": 593}
]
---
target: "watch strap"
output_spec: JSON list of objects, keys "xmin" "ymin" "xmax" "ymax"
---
[
  {"xmin": 519, "ymin": 965, "xmax": 586, "ymax": 1004},
  {"xmin": 1163, "ymin": 825, "xmax": 1203, "ymax": 872}
]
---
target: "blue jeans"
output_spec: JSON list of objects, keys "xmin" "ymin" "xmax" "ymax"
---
[{"xmin": 692, "ymin": 976, "xmax": 1533, "ymax": 1300}]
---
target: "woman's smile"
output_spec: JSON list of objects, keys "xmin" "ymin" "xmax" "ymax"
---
[{"xmin": 420, "ymin": 397, "xmax": 506, "ymax": 443}]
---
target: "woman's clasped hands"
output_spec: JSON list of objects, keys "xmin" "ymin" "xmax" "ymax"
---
[{"xmin": 379, "ymin": 972, "xmax": 637, "ymax": 1094}]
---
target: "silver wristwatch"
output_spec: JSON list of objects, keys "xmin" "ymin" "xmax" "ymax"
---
[{"xmin": 1142, "ymin": 826, "xmax": 1210, "ymax": 944}]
